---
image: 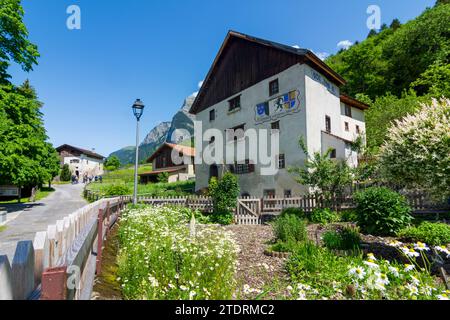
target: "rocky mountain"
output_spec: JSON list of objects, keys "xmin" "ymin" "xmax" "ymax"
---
[{"xmin": 108, "ymin": 95, "xmax": 195, "ymax": 165}]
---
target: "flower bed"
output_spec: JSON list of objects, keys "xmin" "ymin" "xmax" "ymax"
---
[{"xmin": 117, "ymin": 206, "xmax": 239, "ymax": 300}]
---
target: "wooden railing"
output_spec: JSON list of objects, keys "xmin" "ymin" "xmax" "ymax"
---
[{"xmin": 0, "ymin": 196, "xmax": 127, "ymax": 300}]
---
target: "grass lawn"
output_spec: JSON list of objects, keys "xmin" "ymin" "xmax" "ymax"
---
[{"xmin": 85, "ymin": 164, "xmax": 194, "ymax": 198}]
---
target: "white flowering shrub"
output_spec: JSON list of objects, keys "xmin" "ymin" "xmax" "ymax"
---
[
  {"xmin": 379, "ymin": 98, "xmax": 450, "ymax": 199},
  {"xmin": 117, "ymin": 206, "xmax": 239, "ymax": 300}
]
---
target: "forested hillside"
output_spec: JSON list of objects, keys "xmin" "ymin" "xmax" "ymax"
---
[{"xmin": 326, "ymin": 1, "xmax": 450, "ymax": 150}]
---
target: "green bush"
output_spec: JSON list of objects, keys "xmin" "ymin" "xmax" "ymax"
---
[
  {"xmin": 398, "ymin": 222, "xmax": 450, "ymax": 246},
  {"xmin": 270, "ymin": 241, "xmax": 294, "ymax": 253},
  {"xmin": 105, "ymin": 184, "xmax": 131, "ymax": 196},
  {"xmin": 60, "ymin": 164, "xmax": 71, "ymax": 182},
  {"xmin": 157, "ymin": 172, "xmax": 169, "ymax": 183},
  {"xmin": 322, "ymin": 226, "xmax": 361, "ymax": 251},
  {"xmin": 280, "ymin": 207, "xmax": 306, "ymax": 219},
  {"xmin": 310, "ymin": 208, "xmax": 339, "ymax": 225},
  {"xmin": 339, "ymin": 210, "xmax": 358, "ymax": 222},
  {"xmin": 273, "ymin": 214, "xmax": 307, "ymax": 244},
  {"xmin": 354, "ymin": 187, "xmax": 412, "ymax": 236},
  {"xmin": 208, "ymin": 173, "xmax": 240, "ymax": 225}
]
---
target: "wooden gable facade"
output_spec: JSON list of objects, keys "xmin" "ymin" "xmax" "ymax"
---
[{"xmin": 190, "ymin": 31, "xmax": 346, "ymax": 114}]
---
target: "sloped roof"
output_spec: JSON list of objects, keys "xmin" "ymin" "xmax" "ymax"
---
[
  {"xmin": 190, "ymin": 30, "xmax": 347, "ymax": 114},
  {"xmin": 56, "ymin": 144, "xmax": 104, "ymax": 160},
  {"xmin": 147, "ymin": 142, "xmax": 195, "ymax": 163},
  {"xmin": 340, "ymin": 94, "xmax": 370, "ymax": 110},
  {"xmin": 138, "ymin": 166, "xmax": 187, "ymax": 177}
]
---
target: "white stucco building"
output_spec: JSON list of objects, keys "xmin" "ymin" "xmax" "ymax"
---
[
  {"xmin": 189, "ymin": 31, "xmax": 369, "ymax": 197},
  {"xmin": 56, "ymin": 144, "xmax": 105, "ymax": 178}
]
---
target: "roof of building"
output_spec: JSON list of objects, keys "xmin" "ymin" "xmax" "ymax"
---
[
  {"xmin": 56, "ymin": 144, "xmax": 105, "ymax": 160},
  {"xmin": 147, "ymin": 142, "xmax": 195, "ymax": 163},
  {"xmin": 139, "ymin": 165, "xmax": 187, "ymax": 177},
  {"xmin": 190, "ymin": 30, "xmax": 347, "ymax": 114},
  {"xmin": 340, "ymin": 94, "xmax": 370, "ymax": 110}
]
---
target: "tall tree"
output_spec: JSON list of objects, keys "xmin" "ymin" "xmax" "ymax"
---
[{"xmin": 0, "ymin": 0, "xmax": 39, "ymax": 83}]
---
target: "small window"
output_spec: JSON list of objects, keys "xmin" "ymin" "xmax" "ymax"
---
[
  {"xmin": 209, "ymin": 109, "xmax": 215, "ymax": 121},
  {"xmin": 356, "ymin": 125, "xmax": 361, "ymax": 134},
  {"xmin": 345, "ymin": 105, "xmax": 352, "ymax": 118},
  {"xmin": 232, "ymin": 160, "xmax": 254, "ymax": 175},
  {"xmin": 271, "ymin": 121, "xmax": 280, "ymax": 131},
  {"xmin": 228, "ymin": 96, "xmax": 241, "ymax": 112},
  {"xmin": 284, "ymin": 190, "xmax": 292, "ymax": 198},
  {"xmin": 227, "ymin": 124, "xmax": 245, "ymax": 142},
  {"xmin": 330, "ymin": 149, "xmax": 337, "ymax": 159},
  {"xmin": 278, "ymin": 154, "xmax": 286, "ymax": 169},
  {"xmin": 325, "ymin": 116, "xmax": 331, "ymax": 133},
  {"xmin": 264, "ymin": 189, "xmax": 276, "ymax": 198},
  {"xmin": 269, "ymin": 79, "xmax": 279, "ymax": 96},
  {"xmin": 345, "ymin": 122, "xmax": 349, "ymax": 132}
]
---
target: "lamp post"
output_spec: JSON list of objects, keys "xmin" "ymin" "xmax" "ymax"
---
[{"xmin": 132, "ymin": 99, "xmax": 145, "ymax": 205}]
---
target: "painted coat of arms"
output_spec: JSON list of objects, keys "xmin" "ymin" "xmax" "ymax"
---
[{"xmin": 255, "ymin": 90, "xmax": 301, "ymax": 123}]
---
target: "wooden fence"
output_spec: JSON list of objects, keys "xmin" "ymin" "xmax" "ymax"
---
[{"xmin": 0, "ymin": 196, "xmax": 127, "ymax": 300}]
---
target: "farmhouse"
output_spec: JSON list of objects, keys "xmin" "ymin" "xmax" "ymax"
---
[
  {"xmin": 190, "ymin": 31, "xmax": 369, "ymax": 197},
  {"xmin": 56, "ymin": 144, "xmax": 105, "ymax": 178},
  {"xmin": 139, "ymin": 143, "xmax": 195, "ymax": 184}
]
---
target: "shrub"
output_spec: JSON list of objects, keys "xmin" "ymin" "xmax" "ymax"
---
[
  {"xmin": 105, "ymin": 184, "xmax": 131, "ymax": 196},
  {"xmin": 118, "ymin": 206, "xmax": 238, "ymax": 300},
  {"xmin": 310, "ymin": 208, "xmax": 339, "ymax": 225},
  {"xmin": 270, "ymin": 241, "xmax": 294, "ymax": 253},
  {"xmin": 322, "ymin": 226, "xmax": 361, "ymax": 251},
  {"xmin": 208, "ymin": 173, "xmax": 240, "ymax": 225},
  {"xmin": 157, "ymin": 172, "xmax": 169, "ymax": 183},
  {"xmin": 280, "ymin": 207, "xmax": 306, "ymax": 219},
  {"xmin": 340, "ymin": 210, "xmax": 358, "ymax": 222},
  {"xmin": 354, "ymin": 187, "xmax": 412, "ymax": 236},
  {"xmin": 273, "ymin": 214, "xmax": 307, "ymax": 244},
  {"xmin": 60, "ymin": 164, "xmax": 71, "ymax": 182},
  {"xmin": 398, "ymin": 222, "xmax": 450, "ymax": 246}
]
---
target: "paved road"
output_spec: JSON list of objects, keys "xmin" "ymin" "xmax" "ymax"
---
[{"xmin": 0, "ymin": 183, "xmax": 87, "ymax": 261}]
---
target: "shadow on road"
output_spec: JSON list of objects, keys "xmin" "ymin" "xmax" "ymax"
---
[{"xmin": 0, "ymin": 203, "xmax": 45, "ymax": 214}]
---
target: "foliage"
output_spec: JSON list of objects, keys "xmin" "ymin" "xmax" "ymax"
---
[
  {"xmin": 309, "ymin": 208, "xmax": 339, "ymax": 225},
  {"xmin": 354, "ymin": 187, "xmax": 412, "ymax": 236},
  {"xmin": 398, "ymin": 222, "xmax": 450, "ymax": 246},
  {"xmin": 0, "ymin": 84, "xmax": 60, "ymax": 187},
  {"xmin": 411, "ymin": 62, "xmax": 450, "ymax": 97},
  {"xmin": 379, "ymin": 98, "xmax": 450, "ymax": 200},
  {"xmin": 285, "ymin": 242, "xmax": 445, "ymax": 300},
  {"xmin": 157, "ymin": 172, "xmax": 169, "ymax": 183},
  {"xmin": 104, "ymin": 184, "xmax": 132, "ymax": 196},
  {"xmin": 117, "ymin": 206, "xmax": 238, "ymax": 300},
  {"xmin": 60, "ymin": 164, "xmax": 71, "ymax": 182},
  {"xmin": 322, "ymin": 226, "xmax": 361, "ymax": 251},
  {"xmin": 104, "ymin": 155, "xmax": 121, "ymax": 171},
  {"xmin": 272, "ymin": 214, "xmax": 308, "ymax": 244},
  {"xmin": 280, "ymin": 207, "xmax": 306, "ymax": 219},
  {"xmin": 0, "ymin": 0, "xmax": 39, "ymax": 83},
  {"xmin": 208, "ymin": 173, "xmax": 240, "ymax": 225},
  {"xmin": 326, "ymin": 4, "xmax": 450, "ymax": 99},
  {"xmin": 339, "ymin": 209, "xmax": 359, "ymax": 222},
  {"xmin": 289, "ymin": 138, "xmax": 353, "ymax": 205}
]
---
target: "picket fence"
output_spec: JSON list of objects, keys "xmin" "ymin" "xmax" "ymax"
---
[{"xmin": 0, "ymin": 196, "xmax": 126, "ymax": 300}]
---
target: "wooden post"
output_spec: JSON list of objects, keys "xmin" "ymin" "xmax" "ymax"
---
[
  {"xmin": 105, "ymin": 202, "xmax": 111, "ymax": 237},
  {"xmin": 33, "ymin": 231, "xmax": 49, "ymax": 285},
  {"xmin": 0, "ymin": 255, "xmax": 13, "ymax": 300},
  {"xmin": 41, "ymin": 266, "xmax": 67, "ymax": 300},
  {"xmin": 12, "ymin": 241, "xmax": 35, "ymax": 300},
  {"xmin": 96, "ymin": 209, "xmax": 104, "ymax": 275}
]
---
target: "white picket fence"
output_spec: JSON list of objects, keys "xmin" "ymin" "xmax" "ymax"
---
[{"xmin": 0, "ymin": 197, "xmax": 125, "ymax": 300}]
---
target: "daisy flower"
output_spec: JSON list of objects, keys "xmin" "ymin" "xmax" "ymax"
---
[
  {"xmin": 414, "ymin": 242, "xmax": 430, "ymax": 251},
  {"xmin": 349, "ymin": 267, "xmax": 366, "ymax": 279},
  {"xmin": 388, "ymin": 266, "xmax": 400, "ymax": 277},
  {"xmin": 404, "ymin": 264, "xmax": 415, "ymax": 272}
]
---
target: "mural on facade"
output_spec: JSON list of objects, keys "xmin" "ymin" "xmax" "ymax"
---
[
  {"xmin": 310, "ymin": 70, "xmax": 338, "ymax": 96},
  {"xmin": 255, "ymin": 90, "xmax": 301, "ymax": 124}
]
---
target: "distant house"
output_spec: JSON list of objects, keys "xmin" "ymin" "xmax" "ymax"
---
[
  {"xmin": 56, "ymin": 144, "xmax": 105, "ymax": 178},
  {"xmin": 190, "ymin": 31, "xmax": 369, "ymax": 197},
  {"xmin": 139, "ymin": 143, "xmax": 195, "ymax": 184}
]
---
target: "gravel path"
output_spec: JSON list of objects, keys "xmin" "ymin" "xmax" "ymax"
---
[
  {"xmin": 224, "ymin": 225, "xmax": 289, "ymax": 299},
  {"xmin": 0, "ymin": 183, "xmax": 87, "ymax": 261}
]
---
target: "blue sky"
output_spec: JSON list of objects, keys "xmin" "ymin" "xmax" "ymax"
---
[{"xmin": 9, "ymin": 0, "xmax": 435, "ymax": 157}]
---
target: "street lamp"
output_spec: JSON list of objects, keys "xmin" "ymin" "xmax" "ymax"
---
[{"xmin": 132, "ymin": 99, "xmax": 145, "ymax": 205}]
